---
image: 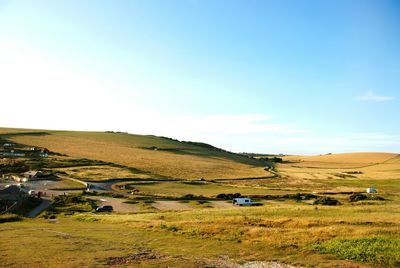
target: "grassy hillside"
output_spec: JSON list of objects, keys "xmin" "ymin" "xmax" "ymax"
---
[{"xmin": 0, "ymin": 127, "xmax": 270, "ymax": 179}]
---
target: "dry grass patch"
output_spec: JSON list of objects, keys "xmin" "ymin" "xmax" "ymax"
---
[{"xmin": 53, "ymin": 165, "xmax": 151, "ymax": 181}]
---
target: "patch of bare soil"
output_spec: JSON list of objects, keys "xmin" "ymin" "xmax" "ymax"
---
[
  {"xmin": 241, "ymin": 261, "xmax": 300, "ymax": 268},
  {"xmin": 152, "ymin": 201, "xmax": 191, "ymax": 211},
  {"xmin": 105, "ymin": 248, "xmax": 165, "ymax": 265},
  {"xmin": 90, "ymin": 196, "xmax": 139, "ymax": 213},
  {"xmin": 196, "ymin": 258, "xmax": 300, "ymax": 268},
  {"xmin": 209, "ymin": 201, "xmax": 233, "ymax": 208}
]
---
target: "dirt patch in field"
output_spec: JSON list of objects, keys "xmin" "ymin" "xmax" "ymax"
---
[
  {"xmin": 89, "ymin": 196, "xmax": 139, "ymax": 213},
  {"xmin": 196, "ymin": 258, "xmax": 301, "ymax": 268},
  {"xmin": 209, "ymin": 201, "xmax": 234, "ymax": 208},
  {"xmin": 152, "ymin": 201, "xmax": 191, "ymax": 211},
  {"xmin": 105, "ymin": 248, "xmax": 165, "ymax": 265}
]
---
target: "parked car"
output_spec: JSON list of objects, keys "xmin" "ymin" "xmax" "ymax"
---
[
  {"xmin": 366, "ymin": 188, "xmax": 377, "ymax": 193},
  {"xmin": 96, "ymin": 205, "xmax": 113, "ymax": 212}
]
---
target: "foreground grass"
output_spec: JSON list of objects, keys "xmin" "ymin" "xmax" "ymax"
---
[
  {"xmin": 1, "ymin": 187, "xmax": 399, "ymax": 267},
  {"xmin": 2, "ymin": 200, "xmax": 398, "ymax": 267},
  {"xmin": 313, "ymin": 237, "xmax": 400, "ymax": 266}
]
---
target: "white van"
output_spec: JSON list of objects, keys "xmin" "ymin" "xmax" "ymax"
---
[
  {"xmin": 366, "ymin": 188, "xmax": 377, "ymax": 193},
  {"xmin": 233, "ymin": 198, "xmax": 253, "ymax": 206}
]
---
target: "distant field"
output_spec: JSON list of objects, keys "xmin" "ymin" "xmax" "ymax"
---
[
  {"xmin": 284, "ymin": 152, "xmax": 398, "ymax": 168},
  {"xmin": 0, "ymin": 127, "xmax": 270, "ymax": 179},
  {"xmin": 276, "ymin": 153, "xmax": 400, "ymax": 194}
]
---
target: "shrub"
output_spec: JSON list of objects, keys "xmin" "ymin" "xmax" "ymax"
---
[
  {"xmin": 350, "ymin": 193, "xmax": 385, "ymax": 202},
  {"xmin": 349, "ymin": 193, "xmax": 368, "ymax": 202},
  {"xmin": 216, "ymin": 193, "xmax": 242, "ymax": 200},
  {"xmin": 369, "ymin": 196, "xmax": 385, "ymax": 201},
  {"xmin": 282, "ymin": 193, "xmax": 318, "ymax": 201},
  {"xmin": 313, "ymin": 197, "xmax": 340, "ymax": 206},
  {"xmin": 160, "ymin": 224, "xmax": 178, "ymax": 232},
  {"xmin": 48, "ymin": 194, "xmax": 96, "ymax": 215},
  {"xmin": 181, "ymin": 194, "xmax": 206, "ymax": 200}
]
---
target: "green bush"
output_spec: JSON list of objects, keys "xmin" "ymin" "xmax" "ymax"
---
[
  {"xmin": 313, "ymin": 197, "xmax": 340, "ymax": 206},
  {"xmin": 349, "ymin": 193, "xmax": 368, "ymax": 202},
  {"xmin": 349, "ymin": 193, "xmax": 385, "ymax": 202},
  {"xmin": 47, "ymin": 194, "xmax": 96, "ymax": 215},
  {"xmin": 313, "ymin": 237, "xmax": 400, "ymax": 266},
  {"xmin": 181, "ymin": 194, "xmax": 206, "ymax": 200},
  {"xmin": 160, "ymin": 224, "xmax": 178, "ymax": 232},
  {"xmin": 216, "ymin": 193, "xmax": 242, "ymax": 200}
]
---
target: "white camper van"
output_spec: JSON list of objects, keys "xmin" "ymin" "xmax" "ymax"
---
[
  {"xmin": 366, "ymin": 188, "xmax": 377, "ymax": 193},
  {"xmin": 233, "ymin": 198, "xmax": 253, "ymax": 206}
]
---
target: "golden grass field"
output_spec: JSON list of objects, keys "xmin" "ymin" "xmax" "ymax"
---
[
  {"xmin": 1, "ymin": 127, "xmax": 270, "ymax": 179},
  {"xmin": 53, "ymin": 165, "xmax": 152, "ymax": 181},
  {"xmin": 284, "ymin": 152, "xmax": 397, "ymax": 166},
  {"xmin": 274, "ymin": 153, "xmax": 400, "ymax": 194},
  {"xmin": 1, "ymin": 127, "xmax": 399, "ymax": 267}
]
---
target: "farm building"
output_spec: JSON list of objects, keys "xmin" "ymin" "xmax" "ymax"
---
[
  {"xmin": 0, "ymin": 185, "xmax": 28, "ymax": 201},
  {"xmin": 23, "ymin": 171, "xmax": 44, "ymax": 179}
]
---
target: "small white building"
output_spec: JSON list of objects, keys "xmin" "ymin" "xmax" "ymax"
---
[
  {"xmin": 366, "ymin": 188, "xmax": 377, "ymax": 193},
  {"xmin": 233, "ymin": 198, "xmax": 254, "ymax": 206}
]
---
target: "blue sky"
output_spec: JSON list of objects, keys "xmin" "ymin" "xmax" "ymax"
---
[{"xmin": 0, "ymin": 0, "xmax": 399, "ymax": 154}]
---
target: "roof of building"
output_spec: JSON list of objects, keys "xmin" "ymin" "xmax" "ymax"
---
[
  {"xmin": 0, "ymin": 185, "xmax": 23, "ymax": 194},
  {"xmin": 24, "ymin": 171, "xmax": 43, "ymax": 177}
]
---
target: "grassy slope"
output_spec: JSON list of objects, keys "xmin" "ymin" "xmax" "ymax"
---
[
  {"xmin": 0, "ymin": 127, "xmax": 269, "ymax": 179},
  {"xmin": 1, "ymin": 199, "xmax": 399, "ymax": 267}
]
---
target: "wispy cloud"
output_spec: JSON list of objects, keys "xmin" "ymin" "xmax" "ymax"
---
[{"xmin": 357, "ymin": 91, "xmax": 395, "ymax": 102}]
